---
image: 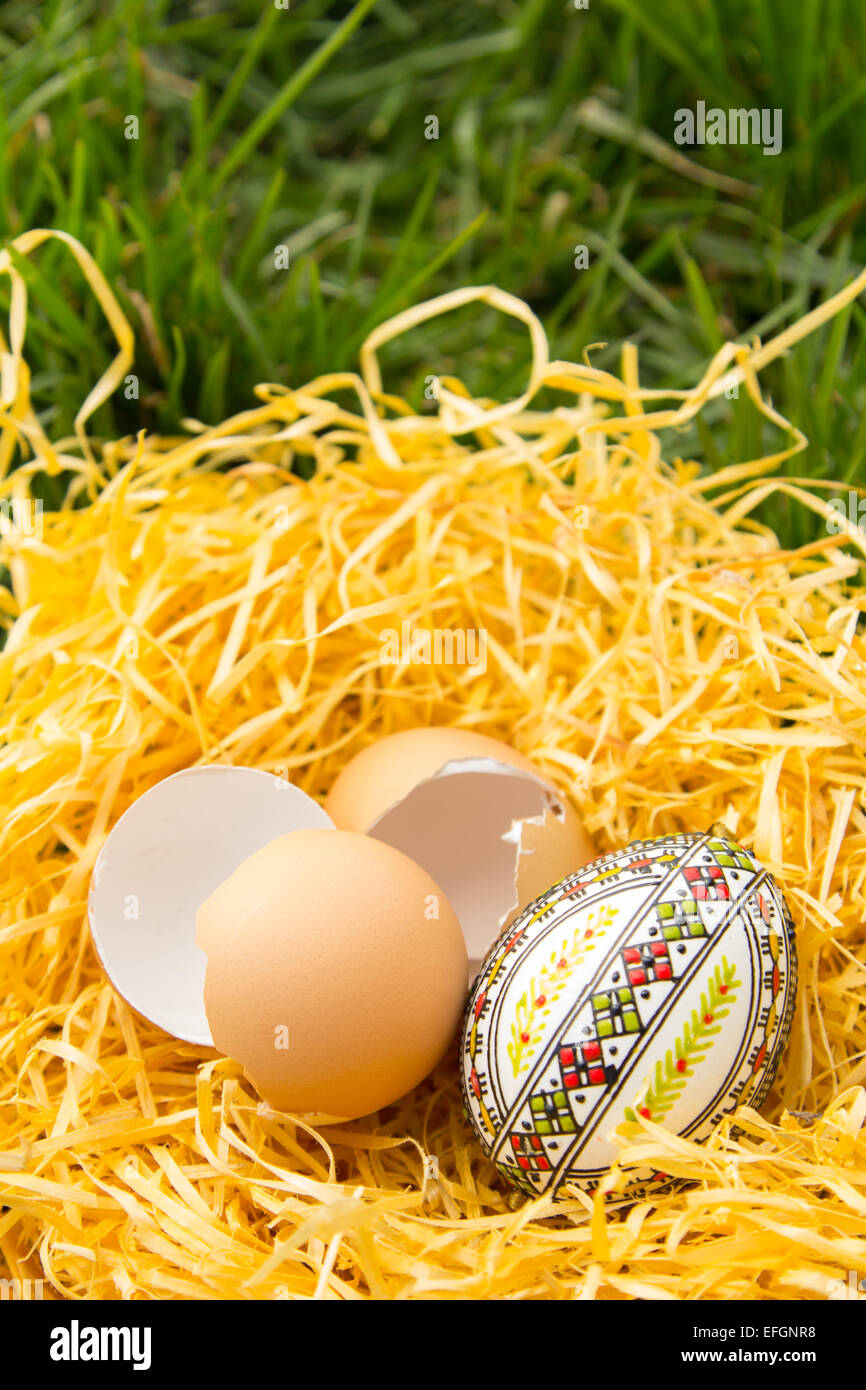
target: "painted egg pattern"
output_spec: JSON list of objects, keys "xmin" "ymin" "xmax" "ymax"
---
[{"xmin": 459, "ymin": 831, "xmax": 797, "ymax": 1200}]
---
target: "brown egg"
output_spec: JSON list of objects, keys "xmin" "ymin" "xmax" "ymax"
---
[
  {"xmin": 196, "ymin": 828, "xmax": 468, "ymax": 1121},
  {"xmin": 326, "ymin": 727, "xmax": 549, "ymax": 832},
  {"xmin": 325, "ymin": 727, "xmax": 594, "ymax": 975}
]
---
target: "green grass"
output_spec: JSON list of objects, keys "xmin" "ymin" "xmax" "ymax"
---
[{"xmin": 1, "ymin": 0, "xmax": 866, "ymax": 547}]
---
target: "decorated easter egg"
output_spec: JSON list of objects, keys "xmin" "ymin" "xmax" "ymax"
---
[{"xmin": 459, "ymin": 830, "xmax": 797, "ymax": 1200}]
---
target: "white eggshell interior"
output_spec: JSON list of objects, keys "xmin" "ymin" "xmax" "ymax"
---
[
  {"xmin": 365, "ymin": 757, "xmax": 565, "ymax": 975},
  {"xmin": 87, "ymin": 766, "xmax": 334, "ymax": 1045}
]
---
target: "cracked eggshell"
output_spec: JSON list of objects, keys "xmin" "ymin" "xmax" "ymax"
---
[
  {"xmin": 87, "ymin": 766, "xmax": 334, "ymax": 1045},
  {"xmin": 324, "ymin": 727, "xmax": 594, "ymax": 976},
  {"xmin": 196, "ymin": 828, "xmax": 468, "ymax": 1121}
]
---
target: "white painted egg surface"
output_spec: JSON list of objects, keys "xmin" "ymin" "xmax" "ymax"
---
[{"xmin": 459, "ymin": 832, "xmax": 797, "ymax": 1199}]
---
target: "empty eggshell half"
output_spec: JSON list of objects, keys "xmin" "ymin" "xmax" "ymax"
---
[
  {"xmin": 196, "ymin": 828, "xmax": 468, "ymax": 1120},
  {"xmin": 324, "ymin": 727, "xmax": 594, "ymax": 975},
  {"xmin": 88, "ymin": 766, "xmax": 334, "ymax": 1045}
]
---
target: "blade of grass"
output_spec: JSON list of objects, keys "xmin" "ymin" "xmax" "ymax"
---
[
  {"xmin": 202, "ymin": 2, "xmax": 282, "ymax": 146},
  {"xmin": 5, "ymin": 244, "xmax": 106, "ymax": 355},
  {"xmin": 210, "ymin": 0, "xmax": 381, "ymax": 193},
  {"xmin": 234, "ymin": 167, "xmax": 287, "ymax": 288},
  {"xmin": 354, "ymin": 208, "xmax": 488, "ymax": 341},
  {"xmin": 220, "ymin": 274, "xmax": 279, "ymax": 379}
]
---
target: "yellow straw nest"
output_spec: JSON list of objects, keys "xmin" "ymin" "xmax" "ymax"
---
[{"xmin": 1, "ymin": 229, "xmax": 866, "ymax": 1301}]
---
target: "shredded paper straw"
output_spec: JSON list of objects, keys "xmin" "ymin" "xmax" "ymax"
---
[{"xmin": 0, "ymin": 230, "xmax": 865, "ymax": 1299}]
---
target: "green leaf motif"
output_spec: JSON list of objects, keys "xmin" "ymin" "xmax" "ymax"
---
[{"xmin": 625, "ymin": 957, "xmax": 740, "ymax": 1123}]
